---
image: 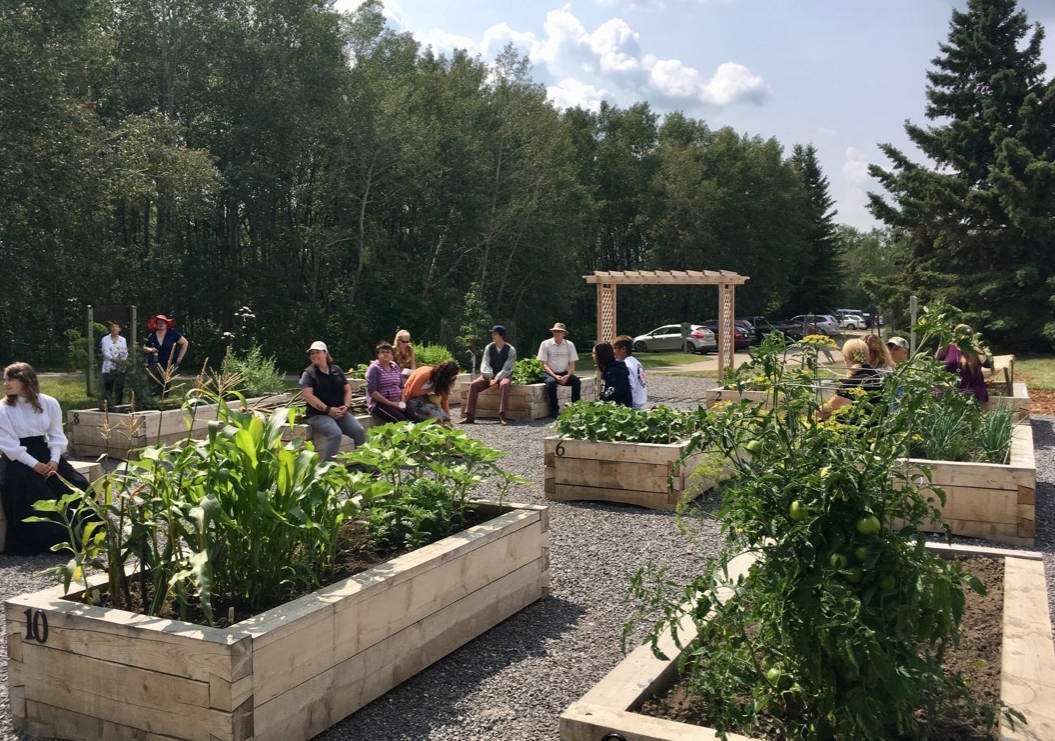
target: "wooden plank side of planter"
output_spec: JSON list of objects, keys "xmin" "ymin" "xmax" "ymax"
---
[
  {"xmin": 252, "ymin": 558, "xmax": 545, "ymax": 741},
  {"xmin": 1002, "ymin": 557, "xmax": 1055, "ymax": 741},
  {"xmin": 982, "ymin": 381, "xmax": 1031, "ymax": 422}
]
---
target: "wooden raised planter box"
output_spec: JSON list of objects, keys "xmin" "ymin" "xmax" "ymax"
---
[
  {"xmin": 543, "ymin": 436, "xmax": 726, "ymax": 510},
  {"xmin": 898, "ymin": 422, "xmax": 1036, "ymax": 546},
  {"xmin": 560, "ymin": 543, "xmax": 1055, "ymax": 741},
  {"xmin": 459, "ymin": 376, "xmax": 596, "ymax": 421},
  {"xmin": 983, "ymin": 381, "xmax": 1031, "ymax": 422},
  {"xmin": 6, "ymin": 500, "xmax": 550, "ymax": 741},
  {"xmin": 67, "ymin": 394, "xmax": 294, "ymax": 459}
]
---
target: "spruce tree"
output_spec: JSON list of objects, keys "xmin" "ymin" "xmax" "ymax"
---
[
  {"xmin": 789, "ymin": 144, "xmax": 840, "ymax": 313},
  {"xmin": 868, "ymin": 0, "xmax": 1055, "ymax": 349}
]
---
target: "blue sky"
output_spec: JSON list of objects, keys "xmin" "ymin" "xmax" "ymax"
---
[{"xmin": 336, "ymin": 0, "xmax": 1055, "ymax": 230}]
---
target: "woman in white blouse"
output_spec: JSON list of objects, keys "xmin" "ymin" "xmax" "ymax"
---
[
  {"xmin": 0, "ymin": 362, "xmax": 90, "ymax": 555},
  {"xmin": 101, "ymin": 322, "xmax": 128, "ymax": 407}
]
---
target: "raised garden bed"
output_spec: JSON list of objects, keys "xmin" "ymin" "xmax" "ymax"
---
[
  {"xmin": 560, "ymin": 543, "xmax": 1055, "ymax": 740},
  {"xmin": 982, "ymin": 380, "xmax": 1031, "ymax": 421},
  {"xmin": 542, "ymin": 436, "xmax": 726, "ymax": 510},
  {"xmin": 459, "ymin": 377, "xmax": 596, "ymax": 421},
  {"xmin": 67, "ymin": 394, "xmax": 293, "ymax": 459},
  {"xmin": 6, "ymin": 500, "xmax": 550, "ymax": 741},
  {"xmin": 898, "ymin": 422, "xmax": 1036, "ymax": 546}
]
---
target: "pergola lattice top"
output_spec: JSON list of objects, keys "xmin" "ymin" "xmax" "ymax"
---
[{"xmin": 584, "ymin": 269, "xmax": 749, "ymax": 286}]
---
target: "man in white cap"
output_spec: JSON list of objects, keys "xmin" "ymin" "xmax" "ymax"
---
[
  {"xmin": 886, "ymin": 336, "xmax": 909, "ymax": 365},
  {"xmin": 299, "ymin": 341, "xmax": 366, "ymax": 460},
  {"xmin": 536, "ymin": 322, "xmax": 581, "ymax": 418}
]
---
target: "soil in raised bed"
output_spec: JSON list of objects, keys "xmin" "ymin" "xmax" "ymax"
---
[
  {"xmin": 640, "ymin": 555, "xmax": 1005, "ymax": 740},
  {"xmin": 63, "ymin": 504, "xmax": 497, "ymax": 628}
]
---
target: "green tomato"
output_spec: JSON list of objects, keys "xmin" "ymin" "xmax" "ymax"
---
[
  {"xmin": 789, "ymin": 500, "xmax": 806, "ymax": 521},
  {"xmin": 765, "ymin": 666, "xmax": 792, "ymax": 690},
  {"xmin": 844, "ymin": 567, "xmax": 862, "ymax": 584},
  {"xmin": 828, "ymin": 553, "xmax": 848, "ymax": 570},
  {"xmin": 745, "ymin": 439, "xmax": 763, "ymax": 454},
  {"xmin": 855, "ymin": 515, "xmax": 881, "ymax": 536},
  {"xmin": 853, "ymin": 546, "xmax": 869, "ymax": 562},
  {"xmin": 880, "ymin": 575, "xmax": 896, "ymax": 593}
]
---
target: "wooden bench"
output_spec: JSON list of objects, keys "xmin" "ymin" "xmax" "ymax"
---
[
  {"xmin": 0, "ymin": 458, "xmax": 103, "ymax": 554},
  {"xmin": 990, "ymin": 354, "xmax": 1015, "ymax": 396}
]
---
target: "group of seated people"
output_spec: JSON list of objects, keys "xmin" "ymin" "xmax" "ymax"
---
[
  {"xmin": 302, "ymin": 322, "xmax": 649, "ymax": 461},
  {"xmin": 819, "ymin": 325, "xmax": 990, "ymax": 420}
]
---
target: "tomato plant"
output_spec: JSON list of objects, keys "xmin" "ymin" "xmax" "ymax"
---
[{"xmin": 626, "ymin": 320, "xmax": 1012, "ymax": 740}]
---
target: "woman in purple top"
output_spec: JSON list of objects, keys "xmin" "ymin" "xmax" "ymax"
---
[
  {"xmin": 366, "ymin": 341, "xmax": 412, "ymax": 423},
  {"xmin": 936, "ymin": 324, "xmax": 990, "ymax": 401}
]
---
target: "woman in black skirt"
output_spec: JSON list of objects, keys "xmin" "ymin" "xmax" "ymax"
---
[{"xmin": 0, "ymin": 362, "xmax": 89, "ymax": 555}]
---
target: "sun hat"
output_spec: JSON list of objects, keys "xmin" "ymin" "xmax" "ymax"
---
[
  {"xmin": 886, "ymin": 336, "xmax": 909, "ymax": 350},
  {"xmin": 549, "ymin": 322, "xmax": 568, "ymax": 333},
  {"xmin": 490, "ymin": 325, "xmax": 507, "ymax": 337},
  {"xmin": 147, "ymin": 314, "xmax": 175, "ymax": 330},
  {"xmin": 307, "ymin": 340, "xmax": 329, "ymax": 354}
]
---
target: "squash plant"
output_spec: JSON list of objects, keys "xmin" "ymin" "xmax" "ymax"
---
[
  {"xmin": 555, "ymin": 400, "xmax": 709, "ymax": 444},
  {"xmin": 627, "ymin": 319, "xmax": 1021, "ymax": 739}
]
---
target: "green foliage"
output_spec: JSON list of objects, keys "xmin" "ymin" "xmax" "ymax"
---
[
  {"xmin": 223, "ymin": 344, "xmax": 287, "ymax": 397},
  {"xmin": 339, "ymin": 421, "xmax": 527, "ymax": 550},
  {"xmin": 65, "ymin": 322, "xmax": 110, "ymax": 372},
  {"xmin": 908, "ymin": 392, "xmax": 1015, "ymax": 465},
  {"xmin": 416, "ymin": 344, "xmax": 454, "ymax": 366},
  {"xmin": 869, "ymin": 0, "xmax": 1055, "ymax": 352},
  {"xmin": 627, "ymin": 322, "xmax": 1016, "ymax": 739},
  {"xmin": 555, "ymin": 400, "xmax": 709, "ymax": 444},
  {"xmin": 455, "ymin": 282, "xmax": 491, "ymax": 361},
  {"xmin": 510, "ymin": 358, "xmax": 545, "ymax": 385}
]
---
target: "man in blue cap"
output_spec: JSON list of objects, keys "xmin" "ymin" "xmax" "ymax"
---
[{"xmin": 460, "ymin": 325, "xmax": 517, "ymax": 425}]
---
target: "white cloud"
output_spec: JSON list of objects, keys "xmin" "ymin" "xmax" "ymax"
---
[
  {"xmin": 842, "ymin": 147, "xmax": 871, "ymax": 185},
  {"xmin": 547, "ymin": 78, "xmax": 609, "ymax": 111},
  {"xmin": 394, "ymin": 4, "xmax": 768, "ymax": 112}
]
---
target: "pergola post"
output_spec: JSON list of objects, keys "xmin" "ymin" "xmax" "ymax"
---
[
  {"xmin": 717, "ymin": 282, "xmax": 735, "ymax": 381},
  {"xmin": 596, "ymin": 283, "xmax": 617, "ymax": 343}
]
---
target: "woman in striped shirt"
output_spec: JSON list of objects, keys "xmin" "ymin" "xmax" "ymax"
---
[{"xmin": 366, "ymin": 342, "xmax": 412, "ymax": 423}]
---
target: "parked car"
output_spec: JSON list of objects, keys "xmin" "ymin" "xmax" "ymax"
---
[
  {"xmin": 743, "ymin": 316, "xmax": 802, "ymax": 343},
  {"xmin": 836, "ymin": 309, "xmax": 867, "ymax": 330},
  {"xmin": 632, "ymin": 324, "xmax": 717, "ymax": 354},
  {"xmin": 701, "ymin": 319, "xmax": 753, "ymax": 350},
  {"xmin": 788, "ymin": 314, "xmax": 840, "ymax": 337}
]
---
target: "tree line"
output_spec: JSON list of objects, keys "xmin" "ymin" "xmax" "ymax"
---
[{"xmin": 3, "ymin": 0, "xmax": 1049, "ymax": 373}]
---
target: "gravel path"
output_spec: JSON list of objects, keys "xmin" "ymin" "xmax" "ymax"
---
[{"xmin": 2, "ymin": 375, "xmax": 1053, "ymax": 741}]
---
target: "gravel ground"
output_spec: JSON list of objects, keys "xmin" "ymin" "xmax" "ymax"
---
[{"xmin": 1, "ymin": 375, "xmax": 1053, "ymax": 740}]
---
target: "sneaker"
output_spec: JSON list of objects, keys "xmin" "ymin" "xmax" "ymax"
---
[
  {"xmin": 499, "ymin": 414, "xmax": 510, "ymax": 425},
  {"xmin": 459, "ymin": 416, "xmax": 474, "ymax": 424}
]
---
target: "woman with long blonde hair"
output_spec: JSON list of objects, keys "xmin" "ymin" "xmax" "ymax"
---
[
  {"xmin": 817, "ymin": 338, "xmax": 884, "ymax": 420},
  {"xmin": 864, "ymin": 333, "xmax": 894, "ymax": 372},
  {"xmin": 392, "ymin": 329, "xmax": 417, "ymax": 376}
]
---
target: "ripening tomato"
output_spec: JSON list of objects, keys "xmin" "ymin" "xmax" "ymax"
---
[
  {"xmin": 789, "ymin": 500, "xmax": 806, "ymax": 521},
  {"xmin": 855, "ymin": 515, "xmax": 881, "ymax": 536}
]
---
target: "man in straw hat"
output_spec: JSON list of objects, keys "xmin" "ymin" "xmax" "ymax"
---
[{"xmin": 536, "ymin": 322, "xmax": 581, "ymax": 418}]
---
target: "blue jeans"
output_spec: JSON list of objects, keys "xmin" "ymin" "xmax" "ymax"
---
[
  {"xmin": 306, "ymin": 413, "xmax": 366, "ymax": 461},
  {"xmin": 544, "ymin": 374, "xmax": 581, "ymax": 417}
]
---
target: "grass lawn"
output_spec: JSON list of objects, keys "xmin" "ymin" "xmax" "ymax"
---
[
  {"xmin": 39, "ymin": 378, "xmax": 97, "ymax": 413},
  {"xmin": 634, "ymin": 352, "xmax": 703, "ymax": 369},
  {"xmin": 1015, "ymin": 355, "xmax": 1055, "ymax": 390}
]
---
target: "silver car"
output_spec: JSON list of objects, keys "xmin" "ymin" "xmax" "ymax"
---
[
  {"xmin": 632, "ymin": 324, "xmax": 717, "ymax": 354},
  {"xmin": 788, "ymin": 314, "xmax": 840, "ymax": 336}
]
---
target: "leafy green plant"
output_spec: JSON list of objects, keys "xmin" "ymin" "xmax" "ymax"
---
[
  {"xmin": 511, "ymin": 357, "xmax": 545, "ymax": 385},
  {"xmin": 347, "ymin": 363, "xmax": 370, "ymax": 380},
  {"xmin": 975, "ymin": 403, "xmax": 1015, "ymax": 464},
  {"xmin": 223, "ymin": 343, "xmax": 287, "ymax": 396},
  {"xmin": 416, "ymin": 343, "xmax": 454, "ymax": 366},
  {"xmin": 555, "ymin": 400, "xmax": 709, "ymax": 444},
  {"xmin": 627, "ymin": 331, "xmax": 1018, "ymax": 739}
]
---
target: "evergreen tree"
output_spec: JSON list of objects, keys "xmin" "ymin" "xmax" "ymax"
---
[
  {"xmin": 868, "ymin": 0, "xmax": 1055, "ymax": 349},
  {"xmin": 789, "ymin": 144, "xmax": 840, "ymax": 313}
]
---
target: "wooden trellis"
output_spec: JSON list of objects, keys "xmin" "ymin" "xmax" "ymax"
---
[{"xmin": 584, "ymin": 269, "xmax": 750, "ymax": 380}]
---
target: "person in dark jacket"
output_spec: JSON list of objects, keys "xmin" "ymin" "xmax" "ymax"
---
[
  {"xmin": 461, "ymin": 325, "xmax": 517, "ymax": 425},
  {"xmin": 593, "ymin": 342, "xmax": 632, "ymax": 407},
  {"xmin": 299, "ymin": 341, "xmax": 366, "ymax": 460}
]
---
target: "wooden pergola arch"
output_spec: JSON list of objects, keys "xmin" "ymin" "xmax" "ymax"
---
[{"xmin": 584, "ymin": 269, "xmax": 751, "ymax": 379}]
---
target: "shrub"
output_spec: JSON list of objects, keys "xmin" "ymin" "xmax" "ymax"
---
[
  {"xmin": 416, "ymin": 343, "xmax": 454, "ymax": 366},
  {"xmin": 224, "ymin": 344, "xmax": 287, "ymax": 397},
  {"xmin": 511, "ymin": 357, "xmax": 545, "ymax": 385}
]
